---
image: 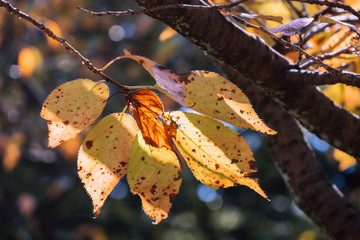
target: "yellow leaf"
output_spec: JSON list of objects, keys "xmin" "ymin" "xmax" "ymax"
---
[
  {"xmin": 333, "ymin": 149, "xmax": 357, "ymax": 172},
  {"xmin": 41, "ymin": 79, "xmax": 109, "ymax": 148},
  {"xmin": 171, "ymin": 111, "xmax": 267, "ymax": 199},
  {"xmin": 181, "ymin": 71, "xmax": 276, "ymax": 134},
  {"xmin": 78, "ymin": 113, "xmax": 138, "ymax": 216},
  {"xmin": 127, "ymin": 132, "xmax": 182, "ymax": 224},
  {"xmin": 18, "ymin": 46, "xmax": 43, "ymax": 78}
]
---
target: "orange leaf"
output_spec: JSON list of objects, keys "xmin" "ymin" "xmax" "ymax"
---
[{"xmin": 126, "ymin": 89, "xmax": 177, "ymax": 150}]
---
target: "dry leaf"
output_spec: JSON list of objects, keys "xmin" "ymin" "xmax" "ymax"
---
[
  {"xmin": 180, "ymin": 71, "xmax": 276, "ymax": 134},
  {"xmin": 270, "ymin": 17, "xmax": 314, "ymax": 36},
  {"xmin": 41, "ymin": 79, "xmax": 109, "ymax": 148},
  {"xmin": 126, "ymin": 89, "xmax": 177, "ymax": 150},
  {"xmin": 171, "ymin": 111, "xmax": 267, "ymax": 199},
  {"xmin": 104, "ymin": 50, "xmax": 185, "ymax": 106},
  {"xmin": 127, "ymin": 132, "xmax": 182, "ymax": 224},
  {"xmin": 78, "ymin": 113, "xmax": 138, "ymax": 216}
]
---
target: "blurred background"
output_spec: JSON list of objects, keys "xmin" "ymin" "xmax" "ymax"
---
[{"xmin": 1, "ymin": 0, "xmax": 360, "ymax": 239}]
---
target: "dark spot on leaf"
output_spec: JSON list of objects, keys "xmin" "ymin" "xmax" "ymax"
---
[
  {"xmin": 85, "ymin": 141, "xmax": 93, "ymax": 149},
  {"xmin": 215, "ymin": 164, "xmax": 220, "ymax": 170},
  {"xmin": 150, "ymin": 184, "xmax": 157, "ymax": 195},
  {"xmin": 231, "ymin": 159, "xmax": 239, "ymax": 164},
  {"xmin": 120, "ymin": 161, "xmax": 127, "ymax": 167},
  {"xmin": 216, "ymin": 126, "xmax": 220, "ymax": 129},
  {"xmin": 139, "ymin": 59, "xmax": 145, "ymax": 65},
  {"xmin": 63, "ymin": 120, "xmax": 69, "ymax": 125},
  {"xmin": 141, "ymin": 157, "xmax": 145, "ymax": 161},
  {"xmin": 192, "ymin": 149, "xmax": 196, "ymax": 153},
  {"xmin": 249, "ymin": 160, "xmax": 257, "ymax": 170},
  {"xmin": 215, "ymin": 180, "xmax": 220, "ymax": 184}
]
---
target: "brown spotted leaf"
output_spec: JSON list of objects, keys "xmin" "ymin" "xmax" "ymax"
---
[
  {"xmin": 127, "ymin": 132, "xmax": 182, "ymax": 224},
  {"xmin": 126, "ymin": 89, "xmax": 177, "ymax": 150},
  {"xmin": 41, "ymin": 79, "xmax": 109, "ymax": 148},
  {"xmin": 181, "ymin": 71, "xmax": 276, "ymax": 135},
  {"xmin": 78, "ymin": 113, "xmax": 138, "ymax": 216},
  {"xmin": 170, "ymin": 111, "xmax": 267, "ymax": 199}
]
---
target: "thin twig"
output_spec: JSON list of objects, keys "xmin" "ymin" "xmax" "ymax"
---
[
  {"xmin": 77, "ymin": 0, "xmax": 247, "ymax": 17},
  {"xmin": 301, "ymin": 3, "xmax": 309, "ymax": 17},
  {"xmin": 289, "ymin": 0, "xmax": 360, "ymax": 20},
  {"xmin": 300, "ymin": 46, "xmax": 354, "ymax": 69},
  {"xmin": 234, "ymin": 16, "xmax": 360, "ymax": 85},
  {"xmin": 0, "ymin": 0, "xmax": 129, "ymax": 94}
]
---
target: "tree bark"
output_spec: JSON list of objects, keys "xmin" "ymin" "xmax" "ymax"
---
[
  {"xmin": 133, "ymin": 0, "xmax": 360, "ymax": 160},
  {"xmin": 223, "ymin": 65, "xmax": 360, "ymax": 240}
]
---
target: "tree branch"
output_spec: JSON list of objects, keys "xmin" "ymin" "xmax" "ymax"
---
[
  {"xmin": 133, "ymin": 0, "xmax": 360, "ymax": 159},
  {"xmin": 222, "ymin": 65, "xmax": 360, "ymax": 240},
  {"xmin": 76, "ymin": 0, "xmax": 246, "ymax": 17},
  {"xmin": 0, "ymin": 0, "xmax": 129, "ymax": 94},
  {"xmin": 287, "ymin": 68, "xmax": 360, "ymax": 88},
  {"xmin": 289, "ymin": 0, "xmax": 360, "ymax": 20}
]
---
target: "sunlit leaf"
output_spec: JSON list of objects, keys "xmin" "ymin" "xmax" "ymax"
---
[
  {"xmin": 270, "ymin": 17, "xmax": 314, "ymax": 36},
  {"xmin": 17, "ymin": 46, "xmax": 43, "ymax": 78},
  {"xmin": 126, "ymin": 89, "xmax": 177, "ymax": 150},
  {"xmin": 171, "ymin": 111, "xmax": 267, "ymax": 199},
  {"xmin": 180, "ymin": 71, "xmax": 276, "ymax": 134},
  {"xmin": 78, "ymin": 113, "xmax": 138, "ymax": 216},
  {"xmin": 127, "ymin": 132, "xmax": 182, "ymax": 224},
  {"xmin": 41, "ymin": 79, "xmax": 109, "ymax": 148},
  {"xmin": 333, "ymin": 148, "xmax": 357, "ymax": 172}
]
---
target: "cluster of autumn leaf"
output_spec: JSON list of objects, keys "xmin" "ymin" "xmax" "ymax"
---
[{"xmin": 40, "ymin": 50, "xmax": 276, "ymax": 223}]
